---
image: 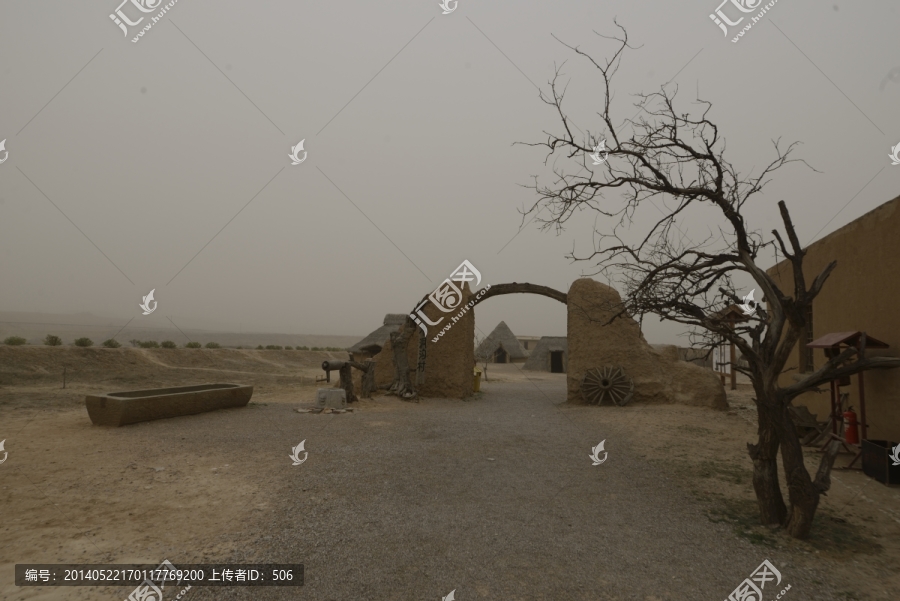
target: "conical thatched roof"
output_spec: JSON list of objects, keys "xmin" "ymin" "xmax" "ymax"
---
[
  {"xmin": 476, "ymin": 321, "xmax": 529, "ymax": 360},
  {"xmin": 523, "ymin": 336, "xmax": 568, "ymax": 371},
  {"xmin": 348, "ymin": 314, "xmax": 407, "ymax": 354}
]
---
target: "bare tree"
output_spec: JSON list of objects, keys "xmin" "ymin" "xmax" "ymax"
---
[
  {"xmin": 388, "ymin": 316, "xmax": 418, "ymax": 401},
  {"xmin": 522, "ymin": 22, "xmax": 900, "ymax": 539},
  {"xmin": 474, "ymin": 331, "xmax": 490, "ymax": 381}
]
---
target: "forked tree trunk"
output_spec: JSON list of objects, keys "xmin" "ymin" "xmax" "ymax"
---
[
  {"xmin": 361, "ymin": 360, "xmax": 376, "ymax": 398},
  {"xmin": 753, "ymin": 386, "xmax": 842, "ymax": 539},
  {"xmin": 339, "ymin": 364, "xmax": 359, "ymax": 404},
  {"xmin": 388, "ymin": 326, "xmax": 417, "ymax": 400},
  {"xmin": 748, "ymin": 392, "xmax": 787, "ymax": 526},
  {"xmin": 778, "ymin": 402, "xmax": 827, "ymax": 539}
]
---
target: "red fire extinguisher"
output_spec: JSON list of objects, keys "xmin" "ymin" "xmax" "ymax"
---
[{"xmin": 843, "ymin": 407, "xmax": 859, "ymax": 445}]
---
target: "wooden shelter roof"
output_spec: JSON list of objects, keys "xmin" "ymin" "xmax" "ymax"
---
[
  {"xmin": 807, "ymin": 331, "xmax": 890, "ymax": 349},
  {"xmin": 710, "ymin": 304, "xmax": 751, "ymax": 323}
]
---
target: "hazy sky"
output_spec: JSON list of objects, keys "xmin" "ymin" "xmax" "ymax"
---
[{"xmin": 1, "ymin": 0, "xmax": 897, "ymax": 345}]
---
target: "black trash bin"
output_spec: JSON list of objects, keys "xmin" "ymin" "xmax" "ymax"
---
[{"xmin": 862, "ymin": 439, "xmax": 900, "ymax": 485}]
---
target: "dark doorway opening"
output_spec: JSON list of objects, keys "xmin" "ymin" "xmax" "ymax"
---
[
  {"xmin": 550, "ymin": 351, "xmax": 564, "ymax": 373},
  {"xmin": 493, "ymin": 347, "xmax": 509, "ymax": 363}
]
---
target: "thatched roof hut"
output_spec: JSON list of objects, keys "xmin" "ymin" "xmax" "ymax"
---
[
  {"xmin": 523, "ymin": 336, "xmax": 568, "ymax": 372},
  {"xmin": 348, "ymin": 314, "xmax": 407, "ymax": 360},
  {"xmin": 476, "ymin": 321, "xmax": 529, "ymax": 363}
]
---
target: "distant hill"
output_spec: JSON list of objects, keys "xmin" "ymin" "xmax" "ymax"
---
[{"xmin": 0, "ymin": 311, "xmax": 362, "ymax": 350}]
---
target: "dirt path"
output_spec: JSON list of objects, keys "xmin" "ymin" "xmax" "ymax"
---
[{"xmin": 2, "ymin": 363, "xmax": 896, "ymax": 600}]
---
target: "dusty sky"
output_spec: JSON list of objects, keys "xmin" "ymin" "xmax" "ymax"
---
[{"xmin": 0, "ymin": 0, "xmax": 897, "ymax": 345}]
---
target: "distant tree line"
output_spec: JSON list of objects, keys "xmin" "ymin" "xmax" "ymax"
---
[{"xmin": 2, "ymin": 335, "xmax": 347, "ymax": 353}]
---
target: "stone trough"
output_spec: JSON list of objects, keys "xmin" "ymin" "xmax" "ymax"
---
[{"xmin": 85, "ymin": 383, "xmax": 253, "ymax": 426}]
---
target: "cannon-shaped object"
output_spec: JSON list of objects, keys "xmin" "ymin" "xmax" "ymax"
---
[
  {"xmin": 320, "ymin": 359, "xmax": 375, "ymax": 401},
  {"xmin": 321, "ymin": 360, "xmax": 346, "ymax": 383}
]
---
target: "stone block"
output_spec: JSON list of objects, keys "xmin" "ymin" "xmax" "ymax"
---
[{"xmin": 316, "ymin": 388, "xmax": 347, "ymax": 409}]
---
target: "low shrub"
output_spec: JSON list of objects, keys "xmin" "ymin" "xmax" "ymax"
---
[
  {"xmin": 44, "ymin": 335, "xmax": 63, "ymax": 346},
  {"xmin": 236, "ymin": 345, "xmax": 243, "ymax": 349},
  {"xmin": 3, "ymin": 336, "xmax": 27, "ymax": 346},
  {"xmin": 102, "ymin": 338, "xmax": 121, "ymax": 348},
  {"xmin": 296, "ymin": 346, "xmax": 309, "ymax": 350},
  {"xmin": 139, "ymin": 340, "xmax": 159, "ymax": 348},
  {"xmin": 205, "ymin": 342, "xmax": 221, "ymax": 349},
  {"xmin": 74, "ymin": 337, "xmax": 94, "ymax": 347},
  {"xmin": 129, "ymin": 339, "xmax": 141, "ymax": 347},
  {"xmin": 265, "ymin": 345, "xmax": 283, "ymax": 350},
  {"xmin": 161, "ymin": 340, "xmax": 177, "ymax": 348},
  {"xmin": 256, "ymin": 345, "xmax": 264, "ymax": 350},
  {"xmin": 284, "ymin": 345, "xmax": 293, "ymax": 350},
  {"xmin": 185, "ymin": 342, "xmax": 202, "ymax": 348}
]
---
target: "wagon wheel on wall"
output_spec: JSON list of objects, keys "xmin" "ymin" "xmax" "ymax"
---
[{"xmin": 581, "ymin": 366, "xmax": 634, "ymax": 406}]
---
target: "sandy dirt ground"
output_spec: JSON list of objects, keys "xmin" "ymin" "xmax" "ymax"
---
[{"xmin": 1, "ymin": 350, "xmax": 898, "ymax": 600}]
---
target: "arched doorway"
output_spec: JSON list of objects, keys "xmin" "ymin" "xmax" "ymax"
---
[
  {"xmin": 493, "ymin": 346, "xmax": 509, "ymax": 363},
  {"xmin": 474, "ymin": 283, "xmax": 568, "ymax": 373},
  {"xmin": 383, "ymin": 282, "xmax": 568, "ymax": 399},
  {"xmin": 550, "ymin": 350, "xmax": 564, "ymax": 373}
]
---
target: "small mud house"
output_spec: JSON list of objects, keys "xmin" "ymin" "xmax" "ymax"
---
[
  {"xmin": 517, "ymin": 336, "xmax": 541, "ymax": 351},
  {"xmin": 476, "ymin": 321, "xmax": 529, "ymax": 364},
  {"xmin": 523, "ymin": 336, "xmax": 568, "ymax": 373},
  {"xmin": 348, "ymin": 314, "xmax": 407, "ymax": 362}
]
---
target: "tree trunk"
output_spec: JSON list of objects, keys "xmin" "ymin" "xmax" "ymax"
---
[
  {"xmin": 778, "ymin": 402, "xmax": 825, "ymax": 539},
  {"xmin": 339, "ymin": 364, "xmax": 359, "ymax": 404},
  {"xmin": 748, "ymin": 397, "xmax": 787, "ymax": 526},
  {"xmin": 361, "ymin": 360, "xmax": 376, "ymax": 398},
  {"xmin": 388, "ymin": 326, "xmax": 417, "ymax": 401},
  {"xmin": 752, "ymin": 387, "xmax": 840, "ymax": 539}
]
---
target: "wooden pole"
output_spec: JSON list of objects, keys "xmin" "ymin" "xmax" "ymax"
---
[
  {"xmin": 858, "ymin": 332, "xmax": 868, "ymax": 441},
  {"xmin": 830, "ymin": 378, "xmax": 838, "ymax": 435},
  {"xmin": 718, "ymin": 335, "xmax": 725, "ymax": 385},
  {"xmin": 729, "ymin": 314, "xmax": 736, "ymax": 390}
]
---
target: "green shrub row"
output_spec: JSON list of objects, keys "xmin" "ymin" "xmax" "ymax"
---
[
  {"xmin": 252, "ymin": 345, "xmax": 345, "ymax": 351},
  {"xmin": 5, "ymin": 336, "xmax": 348, "ymax": 352},
  {"xmin": 2, "ymin": 336, "xmax": 98, "ymax": 346}
]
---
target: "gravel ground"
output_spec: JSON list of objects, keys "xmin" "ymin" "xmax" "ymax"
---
[{"xmin": 161, "ymin": 371, "xmax": 839, "ymax": 601}]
